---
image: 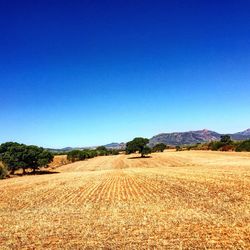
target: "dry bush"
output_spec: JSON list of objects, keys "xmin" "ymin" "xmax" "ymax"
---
[{"xmin": 220, "ymin": 145, "xmax": 235, "ymax": 151}]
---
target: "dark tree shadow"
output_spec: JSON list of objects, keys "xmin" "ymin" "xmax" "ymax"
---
[
  {"xmin": 127, "ymin": 156, "xmax": 152, "ymax": 159},
  {"xmin": 27, "ymin": 170, "xmax": 60, "ymax": 175},
  {"xmin": 14, "ymin": 170, "xmax": 60, "ymax": 176}
]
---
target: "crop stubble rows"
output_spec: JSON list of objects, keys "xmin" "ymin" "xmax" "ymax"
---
[{"xmin": 0, "ymin": 151, "xmax": 250, "ymax": 249}]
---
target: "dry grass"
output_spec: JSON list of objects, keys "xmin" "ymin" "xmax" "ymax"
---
[
  {"xmin": 0, "ymin": 150, "xmax": 250, "ymax": 249},
  {"xmin": 48, "ymin": 155, "xmax": 69, "ymax": 169}
]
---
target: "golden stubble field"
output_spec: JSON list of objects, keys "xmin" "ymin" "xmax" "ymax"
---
[{"xmin": 0, "ymin": 150, "xmax": 249, "ymax": 249}]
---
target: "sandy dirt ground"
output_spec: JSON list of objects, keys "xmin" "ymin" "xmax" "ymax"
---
[{"xmin": 0, "ymin": 150, "xmax": 249, "ymax": 249}]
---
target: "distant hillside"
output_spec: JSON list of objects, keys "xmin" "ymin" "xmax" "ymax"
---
[
  {"xmin": 231, "ymin": 129, "xmax": 250, "ymax": 140},
  {"xmin": 46, "ymin": 146, "xmax": 91, "ymax": 153},
  {"xmin": 104, "ymin": 142, "xmax": 126, "ymax": 149},
  {"xmin": 47, "ymin": 143, "xmax": 125, "ymax": 153},
  {"xmin": 46, "ymin": 129, "xmax": 250, "ymax": 151},
  {"xmin": 149, "ymin": 129, "xmax": 250, "ymax": 146}
]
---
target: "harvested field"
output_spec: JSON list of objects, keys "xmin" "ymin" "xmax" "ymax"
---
[
  {"xmin": 0, "ymin": 151, "xmax": 250, "ymax": 249},
  {"xmin": 49, "ymin": 155, "xmax": 69, "ymax": 169}
]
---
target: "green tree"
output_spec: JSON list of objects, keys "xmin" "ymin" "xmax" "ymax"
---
[
  {"xmin": 67, "ymin": 150, "xmax": 82, "ymax": 162},
  {"xmin": 141, "ymin": 146, "xmax": 152, "ymax": 156},
  {"xmin": 0, "ymin": 142, "xmax": 20, "ymax": 153},
  {"xmin": 67, "ymin": 149, "xmax": 100, "ymax": 162},
  {"xmin": 0, "ymin": 142, "xmax": 53, "ymax": 174},
  {"xmin": 152, "ymin": 143, "xmax": 167, "ymax": 152},
  {"xmin": 126, "ymin": 137, "xmax": 150, "ymax": 157},
  {"xmin": 22, "ymin": 145, "xmax": 53, "ymax": 173},
  {"xmin": 208, "ymin": 135, "xmax": 233, "ymax": 151},
  {"xmin": 96, "ymin": 146, "xmax": 110, "ymax": 156},
  {"xmin": 235, "ymin": 140, "xmax": 250, "ymax": 152},
  {"xmin": 79, "ymin": 150, "xmax": 89, "ymax": 160},
  {"xmin": 96, "ymin": 146, "xmax": 107, "ymax": 151},
  {"xmin": 98, "ymin": 150, "xmax": 109, "ymax": 156},
  {"xmin": 208, "ymin": 141, "xmax": 224, "ymax": 151},
  {"xmin": 110, "ymin": 149, "xmax": 119, "ymax": 155},
  {"xmin": 36, "ymin": 149, "xmax": 53, "ymax": 170},
  {"xmin": 220, "ymin": 135, "xmax": 232, "ymax": 144},
  {"xmin": 0, "ymin": 143, "xmax": 28, "ymax": 174},
  {"xmin": 88, "ymin": 150, "xmax": 98, "ymax": 158}
]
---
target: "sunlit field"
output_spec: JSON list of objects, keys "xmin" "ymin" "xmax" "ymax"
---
[{"xmin": 0, "ymin": 151, "xmax": 249, "ymax": 249}]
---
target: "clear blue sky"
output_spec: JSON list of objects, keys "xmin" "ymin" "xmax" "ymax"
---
[{"xmin": 0, "ymin": 0, "xmax": 250, "ymax": 148}]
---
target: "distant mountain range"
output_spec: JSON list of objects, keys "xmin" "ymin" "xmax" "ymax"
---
[
  {"xmin": 47, "ymin": 143, "xmax": 126, "ymax": 153},
  {"xmin": 46, "ymin": 146, "xmax": 88, "ymax": 153},
  {"xmin": 148, "ymin": 128, "xmax": 250, "ymax": 146},
  {"xmin": 47, "ymin": 129, "xmax": 250, "ymax": 152}
]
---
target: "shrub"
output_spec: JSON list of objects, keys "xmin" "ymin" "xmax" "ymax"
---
[
  {"xmin": 98, "ymin": 150, "xmax": 108, "ymax": 156},
  {"xmin": 208, "ymin": 141, "xmax": 224, "ymax": 151},
  {"xmin": 152, "ymin": 143, "xmax": 167, "ymax": 152},
  {"xmin": 96, "ymin": 146, "xmax": 107, "ymax": 151},
  {"xmin": 87, "ymin": 150, "xmax": 98, "ymax": 158},
  {"xmin": 220, "ymin": 145, "xmax": 235, "ymax": 151},
  {"xmin": 235, "ymin": 140, "xmax": 250, "ymax": 152},
  {"xmin": 109, "ymin": 149, "xmax": 120, "ymax": 155}
]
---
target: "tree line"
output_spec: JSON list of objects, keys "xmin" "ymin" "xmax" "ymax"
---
[{"xmin": 67, "ymin": 146, "xmax": 119, "ymax": 162}]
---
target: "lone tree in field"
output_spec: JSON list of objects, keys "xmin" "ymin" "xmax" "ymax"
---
[{"xmin": 126, "ymin": 137, "xmax": 151, "ymax": 157}]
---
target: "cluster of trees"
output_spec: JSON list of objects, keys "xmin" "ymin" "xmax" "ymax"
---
[
  {"xmin": 0, "ymin": 142, "xmax": 53, "ymax": 177},
  {"xmin": 67, "ymin": 149, "xmax": 97, "ymax": 162},
  {"xmin": 178, "ymin": 135, "xmax": 250, "ymax": 152},
  {"xmin": 67, "ymin": 146, "xmax": 119, "ymax": 162},
  {"xmin": 207, "ymin": 135, "xmax": 234, "ymax": 151},
  {"xmin": 95, "ymin": 146, "xmax": 119, "ymax": 156}
]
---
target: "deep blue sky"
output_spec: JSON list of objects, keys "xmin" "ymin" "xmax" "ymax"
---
[{"xmin": 0, "ymin": 0, "xmax": 250, "ymax": 148}]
